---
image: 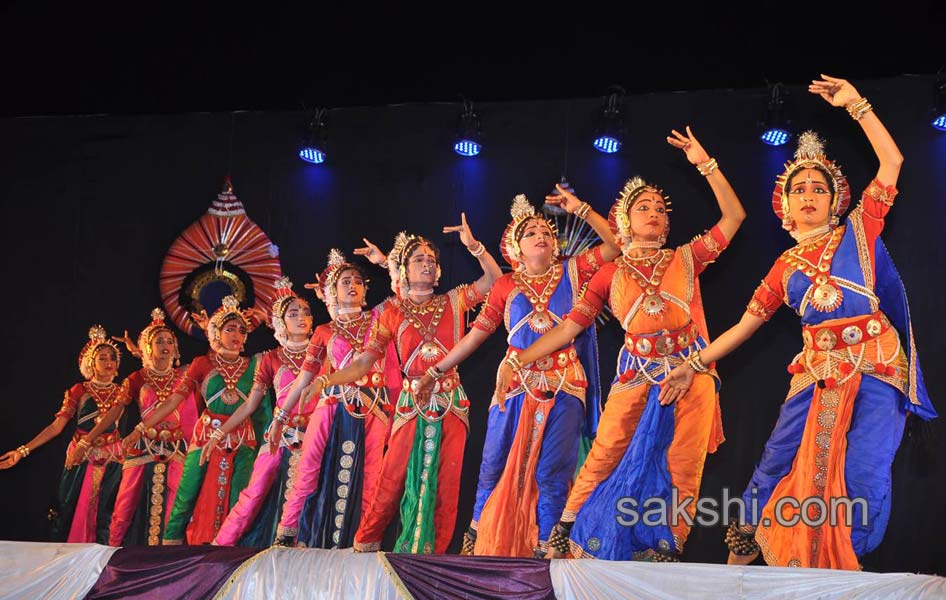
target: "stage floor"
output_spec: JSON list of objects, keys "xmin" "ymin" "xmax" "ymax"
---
[{"xmin": 2, "ymin": 541, "xmax": 944, "ymax": 599}]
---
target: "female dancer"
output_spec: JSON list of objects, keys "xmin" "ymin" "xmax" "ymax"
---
[
  {"xmin": 296, "ymin": 215, "xmax": 501, "ymax": 553},
  {"xmin": 122, "ymin": 295, "xmax": 272, "ymax": 545},
  {"xmin": 663, "ymin": 75, "xmax": 936, "ymax": 570},
  {"xmin": 0, "ymin": 326, "xmax": 126, "ymax": 544},
  {"xmin": 211, "ymin": 277, "xmax": 316, "ymax": 546},
  {"xmin": 77, "ymin": 309, "xmax": 196, "ymax": 546},
  {"xmin": 497, "ymin": 127, "xmax": 745, "ymax": 561},
  {"xmin": 414, "ymin": 189, "xmax": 619, "ymax": 557},
  {"xmin": 271, "ymin": 250, "xmax": 400, "ymax": 548}
]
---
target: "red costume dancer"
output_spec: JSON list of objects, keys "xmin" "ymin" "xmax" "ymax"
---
[
  {"xmin": 1, "ymin": 326, "xmax": 127, "ymax": 544},
  {"xmin": 305, "ymin": 217, "xmax": 501, "ymax": 554}
]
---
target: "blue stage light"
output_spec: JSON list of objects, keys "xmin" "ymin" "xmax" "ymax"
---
[
  {"xmin": 454, "ymin": 140, "xmax": 481, "ymax": 157},
  {"xmin": 593, "ymin": 135, "xmax": 621, "ymax": 154},
  {"xmin": 760, "ymin": 128, "xmax": 791, "ymax": 146},
  {"xmin": 932, "ymin": 114, "xmax": 946, "ymax": 131},
  {"xmin": 299, "ymin": 147, "xmax": 325, "ymax": 164}
]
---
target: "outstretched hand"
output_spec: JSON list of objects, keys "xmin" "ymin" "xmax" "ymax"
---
[
  {"xmin": 494, "ymin": 364, "xmax": 517, "ymax": 412},
  {"xmin": 189, "ymin": 309, "xmax": 209, "ymax": 332},
  {"xmin": 199, "ymin": 438, "xmax": 217, "ymax": 466},
  {"xmin": 443, "ymin": 213, "xmax": 477, "ymax": 248},
  {"xmin": 809, "ymin": 74, "xmax": 862, "ymax": 108},
  {"xmin": 354, "ymin": 238, "xmax": 388, "ymax": 266},
  {"xmin": 545, "ymin": 183, "xmax": 584, "ymax": 213},
  {"xmin": 112, "ymin": 331, "xmax": 141, "ymax": 358},
  {"xmin": 0, "ymin": 450, "xmax": 22, "ymax": 469},
  {"xmin": 658, "ymin": 364, "xmax": 695, "ymax": 405},
  {"xmin": 666, "ymin": 126, "xmax": 711, "ymax": 165}
]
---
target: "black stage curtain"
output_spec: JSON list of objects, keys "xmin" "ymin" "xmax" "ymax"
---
[{"xmin": 1, "ymin": 74, "xmax": 943, "ymax": 574}]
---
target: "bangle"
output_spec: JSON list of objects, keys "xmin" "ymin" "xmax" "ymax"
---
[
  {"xmin": 503, "ymin": 354, "xmax": 524, "ymax": 373},
  {"xmin": 846, "ymin": 97, "xmax": 873, "ymax": 121},
  {"xmin": 426, "ymin": 365, "xmax": 445, "ymax": 380},
  {"xmin": 16, "ymin": 445, "xmax": 30, "ymax": 458},
  {"xmin": 135, "ymin": 422, "xmax": 147, "ymax": 434},
  {"xmin": 316, "ymin": 374, "xmax": 331, "ymax": 389},
  {"xmin": 574, "ymin": 202, "xmax": 592, "ymax": 220},
  {"xmin": 467, "ymin": 241, "xmax": 486, "ymax": 257},
  {"xmin": 273, "ymin": 406, "xmax": 290, "ymax": 424},
  {"xmin": 696, "ymin": 158, "xmax": 718, "ymax": 176},
  {"xmin": 209, "ymin": 429, "xmax": 225, "ymax": 442},
  {"xmin": 76, "ymin": 438, "xmax": 91, "ymax": 449},
  {"xmin": 686, "ymin": 352, "xmax": 710, "ymax": 374}
]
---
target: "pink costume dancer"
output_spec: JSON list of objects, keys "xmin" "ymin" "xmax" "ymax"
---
[
  {"xmin": 212, "ymin": 277, "xmax": 317, "ymax": 546},
  {"xmin": 96, "ymin": 309, "xmax": 197, "ymax": 546},
  {"xmin": 273, "ymin": 250, "xmax": 400, "ymax": 548}
]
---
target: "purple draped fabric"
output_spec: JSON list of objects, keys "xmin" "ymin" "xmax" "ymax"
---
[
  {"xmin": 83, "ymin": 545, "xmax": 262, "ymax": 600},
  {"xmin": 384, "ymin": 553, "xmax": 555, "ymax": 600}
]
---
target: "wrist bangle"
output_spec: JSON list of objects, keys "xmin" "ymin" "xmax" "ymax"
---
[
  {"xmin": 686, "ymin": 352, "xmax": 710, "ymax": 374},
  {"xmin": 76, "ymin": 438, "xmax": 91, "ymax": 449},
  {"xmin": 16, "ymin": 445, "xmax": 30, "ymax": 458},
  {"xmin": 273, "ymin": 406, "xmax": 290, "ymax": 424},
  {"xmin": 135, "ymin": 422, "xmax": 147, "ymax": 434},
  {"xmin": 574, "ymin": 202, "xmax": 592, "ymax": 220},
  {"xmin": 467, "ymin": 241, "xmax": 486, "ymax": 257},
  {"xmin": 696, "ymin": 158, "xmax": 718, "ymax": 176},
  {"xmin": 209, "ymin": 428, "xmax": 225, "ymax": 442},
  {"xmin": 316, "ymin": 374, "xmax": 331, "ymax": 389},
  {"xmin": 846, "ymin": 97, "xmax": 873, "ymax": 121},
  {"xmin": 503, "ymin": 354, "xmax": 524, "ymax": 373},
  {"xmin": 426, "ymin": 365, "xmax": 445, "ymax": 380}
]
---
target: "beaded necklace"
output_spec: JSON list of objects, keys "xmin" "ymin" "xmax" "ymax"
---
[
  {"xmin": 513, "ymin": 263, "xmax": 563, "ymax": 333},
  {"xmin": 400, "ymin": 295, "xmax": 448, "ymax": 363},
  {"xmin": 331, "ymin": 311, "xmax": 371, "ymax": 354},
  {"xmin": 619, "ymin": 249, "xmax": 673, "ymax": 317},
  {"xmin": 783, "ymin": 226, "xmax": 844, "ymax": 312}
]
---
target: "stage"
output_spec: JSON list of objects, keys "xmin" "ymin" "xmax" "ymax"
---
[{"xmin": 2, "ymin": 541, "xmax": 944, "ymax": 599}]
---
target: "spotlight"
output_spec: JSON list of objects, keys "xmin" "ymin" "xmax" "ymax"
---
[
  {"xmin": 299, "ymin": 109, "xmax": 327, "ymax": 164},
  {"xmin": 454, "ymin": 99, "xmax": 482, "ymax": 157},
  {"xmin": 932, "ymin": 70, "xmax": 946, "ymax": 132},
  {"xmin": 760, "ymin": 83, "xmax": 791, "ymax": 146},
  {"xmin": 592, "ymin": 87, "xmax": 625, "ymax": 153}
]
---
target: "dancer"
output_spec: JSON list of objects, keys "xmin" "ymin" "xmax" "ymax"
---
[
  {"xmin": 662, "ymin": 75, "xmax": 936, "ymax": 570},
  {"xmin": 270, "ymin": 250, "xmax": 400, "ymax": 548},
  {"xmin": 0, "ymin": 326, "xmax": 126, "ymax": 544},
  {"xmin": 497, "ymin": 127, "xmax": 745, "ymax": 561},
  {"xmin": 78, "ymin": 309, "xmax": 196, "ymax": 546},
  {"xmin": 302, "ymin": 215, "xmax": 501, "ymax": 554},
  {"xmin": 122, "ymin": 295, "xmax": 272, "ymax": 545},
  {"xmin": 211, "ymin": 277, "xmax": 316, "ymax": 546},
  {"xmin": 414, "ymin": 189, "xmax": 619, "ymax": 557}
]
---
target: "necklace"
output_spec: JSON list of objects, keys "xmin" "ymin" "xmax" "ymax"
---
[
  {"xmin": 621, "ymin": 250, "xmax": 663, "ymax": 267},
  {"xmin": 280, "ymin": 346, "xmax": 307, "ymax": 375},
  {"xmin": 791, "ymin": 224, "xmax": 833, "ymax": 244},
  {"xmin": 144, "ymin": 368, "xmax": 176, "ymax": 402},
  {"xmin": 283, "ymin": 339, "xmax": 308, "ymax": 353},
  {"xmin": 213, "ymin": 352, "xmax": 247, "ymax": 391},
  {"xmin": 336, "ymin": 306, "xmax": 362, "ymax": 315},
  {"xmin": 331, "ymin": 312, "xmax": 370, "ymax": 353},
  {"xmin": 84, "ymin": 381, "xmax": 122, "ymax": 411},
  {"xmin": 619, "ymin": 250, "xmax": 673, "ymax": 317},
  {"xmin": 627, "ymin": 240, "xmax": 663, "ymax": 250},
  {"xmin": 783, "ymin": 226, "xmax": 845, "ymax": 312},
  {"xmin": 513, "ymin": 263, "xmax": 563, "ymax": 333},
  {"xmin": 399, "ymin": 295, "xmax": 448, "ymax": 363}
]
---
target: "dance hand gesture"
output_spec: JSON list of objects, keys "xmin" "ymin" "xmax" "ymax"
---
[
  {"xmin": 443, "ymin": 213, "xmax": 477, "ymax": 249},
  {"xmin": 122, "ymin": 430, "xmax": 142, "ymax": 452},
  {"xmin": 304, "ymin": 275, "xmax": 325, "ymax": 301},
  {"xmin": 354, "ymin": 238, "xmax": 388, "ymax": 266},
  {"xmin": 112, "ymin": 331, "xmax": 141, "ymax": 358},
  {"xmin": 0, "ymin": 450, "xmax": 22, "ymax": 469},
  {"xmin": 667, "ymin": 126, "xmax": 711, "ymax": 165},
  {"xmin": 494, "ymin": 364, "xmax": 515, "ymax": 412},
  {"xmin": 545, "ymin": 183, "xmax": 584, "ymax": 213},
  {"xmin": 413, "ymin": 375, "xmax": 435, "ymax": 405},
  {"xmin": 189, "ymin": 309, "xmax": 209, "ymax": 333},
  {"xmin": 199, "ymin": 438, "xmax": 218, "ymax": 466},
  {"xmin": 65, "ymin": 444, "xmax": 88, "ymax": 469},
  {"xmin": 658, "ymin": 364, "xmax": 695, "ymax": 405},
  {"xmin": 809, "ymin": 74, "xmax": 861, "ymax": 108}
]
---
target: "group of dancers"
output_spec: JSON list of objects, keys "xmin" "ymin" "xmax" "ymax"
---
[{"xmin": 1, "ymin": 75, "xmax": 935, "ymax": 570}]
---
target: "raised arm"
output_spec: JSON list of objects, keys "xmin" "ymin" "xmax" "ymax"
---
[
  {"xmin": 810, "ymin": 75, "xmax": 903, "ymax": 187},
  {"xmin": 443, "ymin": 212, "xmax": 502, "ymax": 296},
  {"xmin": 546, "ymin": 184, "xmax": 621, "ymax": 261},
  {"xmin": 667, "ymin": 126, "xmax": 746, "ymax": 241}
]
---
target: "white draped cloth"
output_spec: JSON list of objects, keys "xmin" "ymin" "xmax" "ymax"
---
[{"xmin": 0, "ymin": 541, "xmax": 118, "ymax": 600}]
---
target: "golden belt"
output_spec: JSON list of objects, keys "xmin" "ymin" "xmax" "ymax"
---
[
  {"xmin": 802, "ymin": 311, "xmax": 891, "ymax": 352},
  {"xmin": 74, "ymin": 430, "xmax": 121, "ymax": 447},
  {"xmin": 354, "ymin": 371, "xmax": 387, "ymax": 388},
  {"xmin": 404, "ymin": 372, "xmax": 461, "ymax": 394},
  {"xmin": 624, "ymin": 322, "xmax": 699, "ymax": 358},
  {"xmin": 507, "ymin": 346, "xmax": 579, "ymax": 372}
]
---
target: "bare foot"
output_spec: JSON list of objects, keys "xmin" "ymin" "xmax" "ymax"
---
[{"xmin": 727, "ymin": 550, "xmax": 759, "ymax": 565}]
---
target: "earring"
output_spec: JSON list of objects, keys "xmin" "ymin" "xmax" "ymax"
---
[{"xmin": 829, "ymin": 214, "xmax": 839, "ymax": 227}]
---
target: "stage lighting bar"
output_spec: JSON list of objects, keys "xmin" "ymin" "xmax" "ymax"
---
[
  {"xmin": 299, "ymin": 109, "xmax": 328, "ymax": 164},
  {"xmin": 760, "ymin": 83, "xmax": 791, "ymax": 146},
  {"xmin": 593, "ymin": 88, "xmax": 625, "ymax": 154},
  {"xmin": 454, "ymin": 100, "xmax": 483, "ymax": 157}
]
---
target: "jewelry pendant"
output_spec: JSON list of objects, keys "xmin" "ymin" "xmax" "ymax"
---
[
  {"xmin": 528, "ymin": 311, "xmax": 554, "ymax": 333},
  {"xmin": 221, "ymin": 388, "xmax": 240, "ymax": 405},
  {"xmin": 810, "ymin": 282, "xmax": 843, "ymax": 313},
  {"xmin": 641, "ymin": 293, "xmax": 666, "ymax": 317},
  {"xmin": 419, "ymin": 342, "xmax": 442, "ymax": 363}
]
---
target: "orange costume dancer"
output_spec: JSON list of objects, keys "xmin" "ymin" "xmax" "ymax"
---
[
  {"xmin": 499, "ymin": 127, "xmax": 745, "ymax": 561},
  {"xmin": 305, "ymin": 219, "xmax": 501, "ymax": 554},
  {"xmin": 1, "ymin": 326, "xmax": 127, "ymax": 544}
]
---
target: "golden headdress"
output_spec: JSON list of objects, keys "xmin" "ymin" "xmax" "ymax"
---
[
  {"xmin": 500, "ymin": 194, "xmax": 559, "ymax": 269},
  {"xmin": 771, "ymin": 131, "xmax": 850, "ymax": 230},
  {"xmin": 608, "ymin": 176, "xmax": 671, "ymax": 243},
  {"xmin": 79, "ymin": 325, "xmax": 121, "ymax": 380},
  {"xmin": 137, "ymin": 308, "xmax": 178, "ymax": 369}
]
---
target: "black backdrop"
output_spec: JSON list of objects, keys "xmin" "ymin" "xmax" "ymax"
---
[{"xmin": 1, "ymin": 74, "xmax": 943, "ymax": 575}]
